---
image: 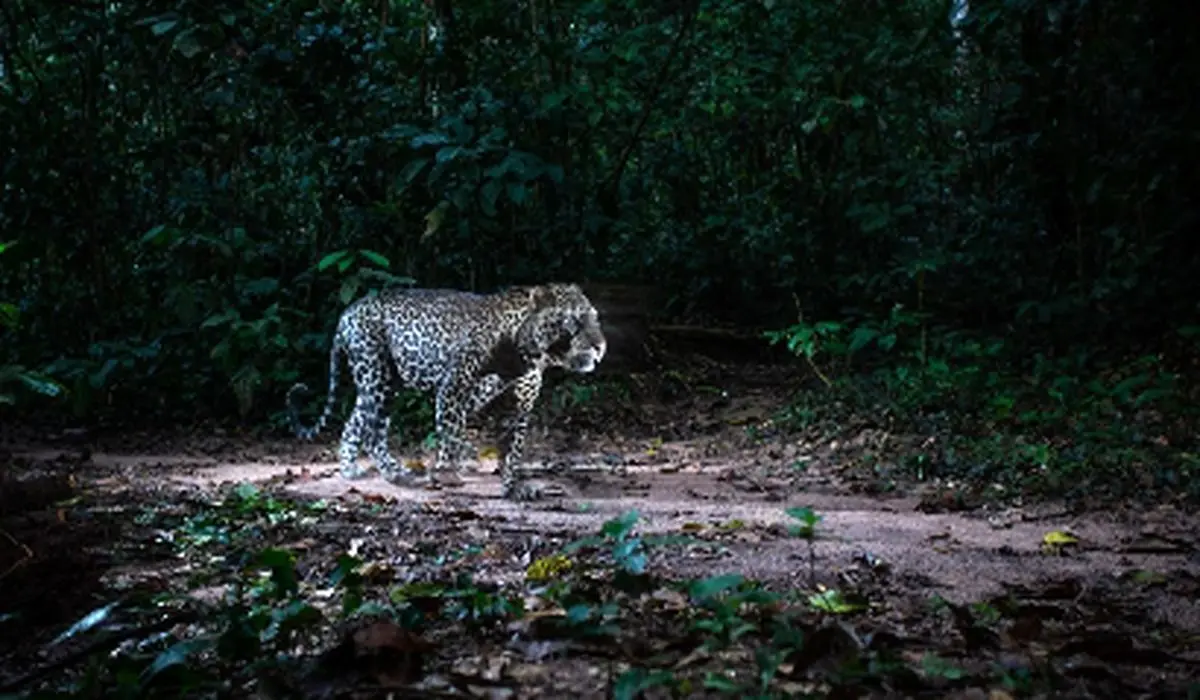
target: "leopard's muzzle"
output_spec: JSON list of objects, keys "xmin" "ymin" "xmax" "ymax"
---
[{"xmin": 563, "ymin": 320, "xmax": 606, "ymax": 373}]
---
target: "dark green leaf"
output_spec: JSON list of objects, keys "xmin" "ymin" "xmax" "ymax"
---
[
  {"xmin": 612, "ymin": 669, "xmax": 675, "ymax": 700},
  {"xmin": 317, "ymin": 250, "xmax": 351, "ymax": 272},
  {"xmin": 339, "ymin": 278, "xmax": 360, "ymax": 305},
  {"xmin": 601, "ymin": 510, "xmax": 639, "ymax": 539},
  {"xmin": 410, "ymin": 133, "xmax": 449, "ymax": 148},
  {"xmin": 480, "ymin": 180, "xmax": 502, "ymax": 216},
  {"xmin": 507, "ymin": 182, "xmax": 528, "ymax": 205},
  {"xmin": 234, "ymin": 482, "xmax": 260, "ymax": 501},
  {"xmin": 848, "ymin": 327, "xmax": 879, "ymax": 354},
  {"xmin": 397, "ymin": 159, "xmax": 428, "ymax": 187},
  {"xmin": 88, "ymin": 359, "xmax": 118, "ymax": 389},
  {"xmin": 201, "ymin": 310, "xmax": 238, "ymax": 328},
  {"xmin": 172, "ymin": 28, "xmax": 203, "ymax": 58},
  {"xmin": 702, "ymin": 674, "xmax": 741, "ymax": 692},
  {"xmin": 140, "ymin": 224, "xmax": 168, "ymax": 245},
  {"xmin": 358, "ymin": 250, "xmax": 391, "ymax": 269},
  {"xmin": 142, "ymin": 637, "xmax": 215, "ymax": 683},
  {"xmin": 689, "ymin": 574, "xmax": 744, "ymax": 601},
  {"xmin": 255, "ymin": 548, "xmax": 300, "ymax": 595},
  {"xmin": 0, "ymin": 303, "xmax": 17, "ymax": 329},
  {"xmin": 150, "ymin": 19, "xmax": 178, "ymax": 36}
]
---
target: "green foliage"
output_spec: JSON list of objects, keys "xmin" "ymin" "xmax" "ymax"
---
[
  {"xmin": 770, "ymin": 310, "xmax": 1200, "ymax": 500},
  {"xmin": 687, "ymin": 575, "xmax": 777, "ymax": 649},
  {"xmin": 561, "ymin": 509, "xmax": 660, "ymax": 596},
  {"xmin": 0, "ymin": 0, "xmax": 1195, "ymax": 428},
  {"xmin": 786, "ymin": 505, "xmax": 824, "ymax": 588},
  {"xmin": 0, "ymin": 242, "xmax": 64, "ymax": 407},
  {"xmin": 8, "ymin": 495, "xmax": 1192, "ymax": 697}
]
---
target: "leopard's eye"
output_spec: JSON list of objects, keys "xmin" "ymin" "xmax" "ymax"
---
[{"xmin": 562, "ymin": 316, "xmax": 580, "ymax": 332}]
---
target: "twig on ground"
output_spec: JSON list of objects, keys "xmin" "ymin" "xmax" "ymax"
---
[
  {"xmin": 0, "ymin": 611, "xmax": 200, "ymax": 694},
  {"xmin": 0, "ymin": 528, "xmax": 33, "ymax": 581}
]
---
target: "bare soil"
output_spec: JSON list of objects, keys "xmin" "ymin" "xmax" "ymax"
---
[{"xmin": 2, "ymin": 363, "xmax": 1199, "ymax": 697}]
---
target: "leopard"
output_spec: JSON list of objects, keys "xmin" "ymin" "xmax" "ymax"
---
[{"xmin": 286, "ymin": 283, "xmax": 606, "ymax": 501}]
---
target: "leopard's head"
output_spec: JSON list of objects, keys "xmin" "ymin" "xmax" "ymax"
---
[{"xmin": 515, "ymin": 283, "xmax": 607, "ymax": 374}]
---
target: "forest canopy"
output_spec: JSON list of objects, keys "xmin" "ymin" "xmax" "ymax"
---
[{"xmin": 0, "ymin": 0, "xmax": 1196, "ymax": 427}]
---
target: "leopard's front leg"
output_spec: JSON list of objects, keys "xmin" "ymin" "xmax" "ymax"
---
[
  {"xmin": 499, "ymin": 369, "xmax": 564, "ymax": 501},
  {"xmin": 426, "ymin": 372, "xmax": 479, "ymax": 487},
  {"xmin": 447, "ymin": 373, "xmax": 511, "ymax": 474}
]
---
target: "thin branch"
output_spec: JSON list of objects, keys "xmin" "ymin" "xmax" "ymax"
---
[
  {"xmin": 602, "ymin": 0, "xmax": 702, "ymax": 195},
  {"xmin": 0, "ymin": 611, "xmax": 201, "ymax": 694},
  {"xmin": 0, "ymin": 528, "xmax": 32, "ymax": 580}
]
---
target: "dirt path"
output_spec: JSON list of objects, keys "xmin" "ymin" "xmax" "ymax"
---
[
  {"xmin": 5, "ymin": 367, "xmax": 1200, "ymax": 696},
  {"xmin": 20, "ymin": 431, "xmax": 1199, "ymax": 632}
]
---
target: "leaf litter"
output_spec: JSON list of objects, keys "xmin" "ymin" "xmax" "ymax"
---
[{"xmin": 1, "ymin": 362, "xmax": 1198, "ymax": 697}]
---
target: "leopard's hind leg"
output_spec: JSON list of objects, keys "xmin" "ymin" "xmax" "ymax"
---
[{"xmin": 340, "ymin": 335, "xmax": 401, "ymax": 480}]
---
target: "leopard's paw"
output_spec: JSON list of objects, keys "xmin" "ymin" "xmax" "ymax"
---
[
  {"xmin": 339, "ymin": 463, "xmax": 370, "ymax": 480},
  {"xmin": 381, "ymin": 466, "xmax": 427, "ymax": 487},
  {"xmin": 503, "ymin": 478, "xmax": 569, "ymax": 502},
  {"xmin": 429, "ymin": 470, "xmax": 465, "ymax": 488}
]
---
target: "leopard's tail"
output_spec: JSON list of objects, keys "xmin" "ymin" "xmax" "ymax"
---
[{"xmin": 287, "ymin": 334, "xmax": 344, "ymax": 440}]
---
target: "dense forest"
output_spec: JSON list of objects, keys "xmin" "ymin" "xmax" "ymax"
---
[
  {"xmin": 1, "ymin": 0, "xmax": 1199, "ymax": 696},
  {"xmin": 3, "ymin": 0, "xmax": 1196, "ymax": 418}
]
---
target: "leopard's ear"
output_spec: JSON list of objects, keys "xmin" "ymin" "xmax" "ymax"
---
[
  {"xmin": 527, "ymin": 285, "xmax": 559, "ymax": 310},
  {"xmin": 501, "ymin": 285, "xmax": 538, "ymax": 305}
]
